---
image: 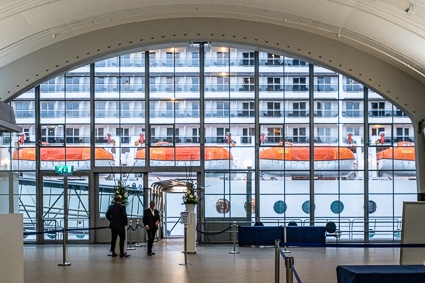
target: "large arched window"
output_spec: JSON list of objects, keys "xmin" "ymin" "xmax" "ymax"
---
[{"xmin": 10, "ymin": 42, "xmax": 415, "ymax": 243}]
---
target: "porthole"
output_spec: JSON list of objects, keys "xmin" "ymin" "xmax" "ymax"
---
[
  {"xmin": 216, "ymin": 198, "xmax": 230, "ymax": 214},
  {"xmin": 273, "ymin": 200, "xmax": 287, "ymax": 214},
  {"xmin": 368, "ymin": 200, "xmax": 377, "ymax": 214},
  {"xmin": 302, "ymin": 200, "xmax": 315, "ymax": 214},
  {"xmin": 244, "ymin": 198, "xmax": 255, "ymax": 214},
  {"xmin": 330, "ymin": 200, "xmax": 344, "ymax": 214}
]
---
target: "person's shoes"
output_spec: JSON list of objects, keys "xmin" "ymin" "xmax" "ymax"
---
[
  {"xmin": 147, "ymin": 252, "xmax": 153, "ymax": 256},
  {"xmin": 151, "ymin": 252, "xmax": 156, "ymax": 255},
  {"xmin": 120, "ymin": 253, "xmax": 130, "ymax": 258},
  {"xmin": 111, "ymin": 253, "xmax": 118, "ymax": 257}
]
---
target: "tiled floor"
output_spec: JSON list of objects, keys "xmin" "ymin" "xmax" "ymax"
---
[{"xmin": 24, "ymin": 239, "xmax": 400, "ymax": 283}]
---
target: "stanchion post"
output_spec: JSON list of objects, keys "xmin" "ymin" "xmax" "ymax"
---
[
  {"xmin": 275, "ymin": 239, "xmax": 280, "ymax": 283},
  {"xmin": 127, "ymin": 220, "xmax": 136, "ymax": 250},
  {"xmin": 283, "ymin": 226, "xmax": 291, "ymax": 254},
  {"xmin": 179, "ymin": 224, "xmax": 191, "ymax": 266},
  {"xmin": 184, "ymin": 224, "xmax": 187, "ymax": 263},
  {"xmin": 58, "ymin": 228, "xmax": 71, "ymax": 266},
  {"xmin": 58, "ymin": 176, "xmax": 71, "ymax": 267},
  {"xmin": 135, "ymin": 219, "xmax": 141, "ymax": 247},
  {"xmin": 229, "ymin": 221, "xmax": 240, "ymax": 254},
  {"xmin": 284, "ymin": 256, "xmax": 294, "ymax": 283}
]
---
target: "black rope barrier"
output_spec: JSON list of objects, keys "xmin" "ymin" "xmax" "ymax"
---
[
  {"xmin": 67, "ymin": 226, "xmax": 109, "ymax": 232},
  {"xmin": 124, "ymin": 223, "xmax": 147, "ymax": 232},
  {"xmin": 293, "ymin": 266, "xmax": 302, "ymax": 283},
  {"xmin": 278, "ymin": 245, "xmax": 302, "ymax": 283},
  {"xmin": 23, "ymin": 224, "xmax": 155, "ymax": 237},
  {"xmin": 127, "ymin": 224, "xmax": 135, "ymax": 232},
  {"xmin": 24, "ymin": 226, "xmax": 425, "ymax": 249},
  {"xmin": 24, "ymin": 223, "xmax": 233, "ymax": 238},
  {"xmin": 196, "ymin": 224, "xmax": 233, "ymax": 236},
  {"xmin": 23, "ymin": 226, "xmax": 109, "ymax": 236}
]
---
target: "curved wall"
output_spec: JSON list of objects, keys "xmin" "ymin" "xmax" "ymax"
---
[{"xmin": 2, "ymin": 17, "xmax": 425, "ymax": 126}]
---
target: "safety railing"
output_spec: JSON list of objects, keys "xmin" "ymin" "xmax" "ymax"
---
[{"xmin": 256, "ymin": 217, "xmax": 403, "ymax": 241}]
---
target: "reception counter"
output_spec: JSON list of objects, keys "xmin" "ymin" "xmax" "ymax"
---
[
  {"xmin": 238, "ymin": 226, "xmax": 326, "ymax": 246},
  {"xmin": 285, "ymin": 226, "xmax": 326, "ymax": 245},
  {"xmin": 238, "ymin": 226, "xmax": 282, "ymax": 246}
]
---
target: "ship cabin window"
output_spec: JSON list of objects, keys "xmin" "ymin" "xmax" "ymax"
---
[
  {"xmin": 292, "ymin": 77, "xmax": 307, "ymax": 91},
  {"xmin": 292, "ymin": 127, "xmax": 307, "ymax": 143}
]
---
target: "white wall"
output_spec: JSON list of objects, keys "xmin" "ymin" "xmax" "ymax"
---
[{"xmin": 0, "ymin": 214, "xmax": 23, "ymax": 283}]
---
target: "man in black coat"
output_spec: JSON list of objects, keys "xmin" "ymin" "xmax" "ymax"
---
[
  {"xmin": 106, "ymin": 196, "xmax": 130, "ymax": 258},
  {"xmin": 143, "ymin": 200, "xmax": 160, "ymax": 256}
]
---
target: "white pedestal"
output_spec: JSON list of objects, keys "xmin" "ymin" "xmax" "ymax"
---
[{"xmin": 186, "ymin": 212, "xmax": 197, "ymax": 253}]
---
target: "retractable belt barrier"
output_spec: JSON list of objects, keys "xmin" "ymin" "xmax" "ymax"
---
[{"xmin": 274, "ymin": 240, "xmax": 425, "ymax": 283}]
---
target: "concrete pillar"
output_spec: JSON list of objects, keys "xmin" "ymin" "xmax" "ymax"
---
[{"xmin": 414, "ymin": 122, "xmax": 425, "ymax": 201}]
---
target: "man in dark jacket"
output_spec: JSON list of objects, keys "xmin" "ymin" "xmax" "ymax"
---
[
  {"xmin": 143, "ymin": 200, "xmax": 160, "ymax": 256},
  {"xmin": 106, "ymin": 196, "xmax": 130, "ymax": 258}
]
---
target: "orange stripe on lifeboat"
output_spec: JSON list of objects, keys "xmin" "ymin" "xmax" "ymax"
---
[
  {"xmin": 376, "ymin": 142, "xmax": 415, "ymax": 161},
  {"xmin": 259, "ymin": 145, "xmax": 355, "ymax": 161},
  {"xmin": 135, "ymin": 146, "xmax": 233, "ymax": 161},
  {"xmin": 12, "ymin": 147, "xmax": 114, "ymax": 161}
]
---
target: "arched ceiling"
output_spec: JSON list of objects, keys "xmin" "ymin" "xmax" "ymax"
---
[{"xmin": 1, "ymin": 0, "xmax": 425, "ymax": 125}]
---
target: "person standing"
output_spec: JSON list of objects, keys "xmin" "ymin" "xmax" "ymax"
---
[
  {"xmin": 143, "ymin": 200, "xmax": 160, "ymax": 256},
  {"xmin": 106, "ymin": 196, "xmax": 130, "ymax": 258}
]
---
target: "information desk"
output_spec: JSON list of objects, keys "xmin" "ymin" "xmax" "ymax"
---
[
  {"xmin": 238, "ymin": 226, "xmax": 326, "ymax": 246},
  {"xmin": 238, "ymin": 226, "xmax": 282, "ymax": 246},
  {"xmin": 285, "ymin": 226, "xmax": 326, "ymax": 245},
  {"xmin": 337, "ymin": 265, "xmax": 425, "ymax": 283}
]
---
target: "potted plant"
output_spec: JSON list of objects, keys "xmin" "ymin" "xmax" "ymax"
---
[
  {"xmin": 183, "ymin": 182, "xmax": 198, "ymax": 212},
  {"xmin": 111, "ymin": 180, "xmax": 129, "ymax": 206}
]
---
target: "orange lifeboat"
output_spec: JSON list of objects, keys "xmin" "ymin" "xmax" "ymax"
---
[
  {"xmin": 259, "ymin": 142, "xmax": 356, "ymax": 177},
  {"xmin": 376, "ymin": 141, "xmax": 416, "ymax": 176},
  {"xmin": 376, "ymin": 141, "xmax": 415, "ymax": 161},
  {"xmin": 12, "ymin": 147, "xmax": 114, "ymax": 170},
  {"xmin": 134, "ymin": 145, "xmax": 233, "ymax": 169}
]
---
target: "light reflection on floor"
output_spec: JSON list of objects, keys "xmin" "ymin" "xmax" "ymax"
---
[{"xmin": 24, "ymin": 238, "xmax": 400, "ymax": 283}]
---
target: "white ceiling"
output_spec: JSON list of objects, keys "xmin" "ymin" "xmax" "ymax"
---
[{"xmin": 1, "ymin": 0, "xmax": 425, "ymax": 122}]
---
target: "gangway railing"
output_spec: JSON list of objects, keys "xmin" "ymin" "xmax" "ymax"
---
[
  {"xmin": 257, "ymin": 217, "xmax": 403, "ymax": 241},
  {"xmin": 165, "ymin": 216, "xmax": 182, "ymax": 237}
]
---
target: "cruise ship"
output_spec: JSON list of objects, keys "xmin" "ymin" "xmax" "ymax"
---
[{"xmin": 8, "ymin": 43, "xmax": 416, "ymax": 242}]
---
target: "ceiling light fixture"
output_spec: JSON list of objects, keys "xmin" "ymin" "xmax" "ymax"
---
[{"xmin": 406, "ymin": 3, "xmax": 416, "ymax": 16}]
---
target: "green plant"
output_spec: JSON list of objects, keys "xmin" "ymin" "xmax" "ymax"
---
[
  {"xmin": 183, "ymin": 182, "xmax": 198, "ymax": 204},
  {"xmin": 111, "ymin": 180, "xmax": 129, "ymax": 206}
]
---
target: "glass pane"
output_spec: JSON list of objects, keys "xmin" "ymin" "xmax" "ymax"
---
[{"xmin": 42, "ymin": 175, "xmax": 90, "ymax": 241}]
